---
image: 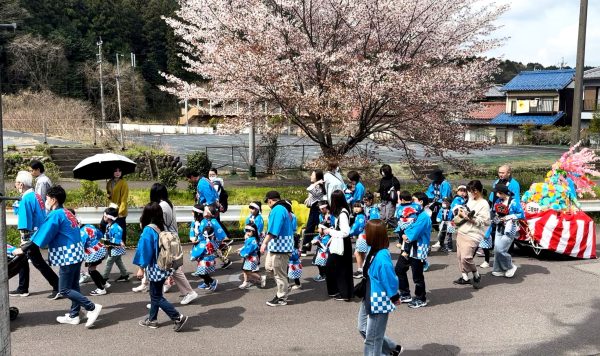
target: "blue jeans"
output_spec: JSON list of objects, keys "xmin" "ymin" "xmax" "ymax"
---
[
  {"xmin": 357, "ymin": 302, "xmax": 397, "ymax": 356},
  {"xmin": 493, "ymin": 233, "xmax": 514, "ymax": 272},
  {"xmin": 59, "ymin": 262, "xmax": 96, "ymax": 318},
  {"xmin": 148, "ymin": 280, "xmax": 180, "ymax": 321}
]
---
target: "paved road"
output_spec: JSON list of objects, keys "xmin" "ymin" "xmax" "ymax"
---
[
  {"xmin": 2, "ymin": 130, "xmax": 77, "ymax": 148},
  {"xmin": 8, "ymin": 239, "xmax": 600, "ymax": 356}
]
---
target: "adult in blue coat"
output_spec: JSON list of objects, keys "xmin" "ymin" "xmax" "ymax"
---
[{"xmin": 357, "ymin": 219, "xmax": 403, "ymax": 356}]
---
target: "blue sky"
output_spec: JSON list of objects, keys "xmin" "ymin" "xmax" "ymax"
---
[{"xmin": 486, "ymin": 0, "xmax": 600, "ymax": 67}]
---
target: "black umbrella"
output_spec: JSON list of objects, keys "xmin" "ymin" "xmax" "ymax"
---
[{"xmin": 73, "ymin": 153, "xmax": 136, "ymax": 181}]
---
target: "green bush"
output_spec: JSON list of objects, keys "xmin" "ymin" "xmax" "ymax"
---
[
  {"xmin": 186, "ymin": 151, "xmax": 212, "ymax": 192},
  {"xmin": 159, "ymin": 168, "xmax": 178, "ymax": 191},
  {"xmin": 66, "ymin": 180, "xmax": 107, "ymax": 208}
]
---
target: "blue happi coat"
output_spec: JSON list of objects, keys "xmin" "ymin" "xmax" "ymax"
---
[
  {"xmin": 451, "ymin": 196, "xmax": 466, "ymax": 210},
  {"xmin": 403, "ymin": 210, "xmax": 432, "ymax": 261},
  {"xmin": 31, "ymin": 208, "xmax": 84, "ymax": 267},
  {"xmin": 16, "ymin": 189, "xmax": 46, "ymax": 232},
  {"xmin": 366, "ymin": 249, "xmax": 399, "ymax": 314},
  {"xmin": 489, "ymin": 177, "xmax": 521, "ymax": 204},
  {"xmin": 80, "ymin": 224, "xmax": 106, "ymax": 263},
  {"xmin": 245, "ymin": 213, "xmax": 264, "ymax": 236},
  {"xmin": 133, "ymin": 226, "xmax": 171, "ymax": 282},
  {"xmin": 347, "ymin": 182, "xmax": 365, "ymax": 204},
  {"xmin": 394, "ymin": 202, "xmax": 421, "ymax": 233},
  {"xmin": 105, "ymin": 222, "xmax": 125, "ymax": 256},
  {"xmin": 197, "ymin": 177, "xmax": 219, "ymax": 205},
  {"xmin": 199, "ymin": 217, "xmax": 227, "ymax": 244},
  {"xmin": 366, "ymin": 205, "xmax": 381, "ymax": 220},
  {"xmin": 267, "ymin": 202, "xmax": 294, "ymax": 253},
  {"xmin": 426, "ymin": 180, "xmax": 452, "ymax": 204},
  {"xmin": 349, "ymin": 213, "xmax": 366, "ymax": 237}
]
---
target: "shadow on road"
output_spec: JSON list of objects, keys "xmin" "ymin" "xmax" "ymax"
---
[
  {"xmin": 188, "ymin": 306, "xmax": 245, "ymax": 331},
  {"xmin": 402, "ymin": 343, "xmax": 461, "ymax": 355}
]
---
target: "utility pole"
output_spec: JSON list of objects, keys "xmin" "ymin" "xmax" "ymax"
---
[
  {"xmin": 0, "ymin": 22, "xmax": 18, "ymax": 356},
  {"xmin": 115, "ymin": 53, "xmax": 125, "ymax": 150},
  {"xmin": 97, "ymin": 38, "xmax": 106, "ymax": 131},
  {"xmin": 571, "ymin": 0, "xmax": 588, "ymax": 145},
  {"xmin": 130, "ymin": 52, "xmax": 136, "ymax": 120}
]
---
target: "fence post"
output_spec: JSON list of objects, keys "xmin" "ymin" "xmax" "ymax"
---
[
  {"xmin": 43, "ymin": 116, "xmax": 48, "ymax": 144},
  {"xmin": 301, "ymin": 145, "xmax": 305, "ymax": 170},
  {"xmin": 205, "ymin": 146, "xmax": 208, "ymax": 157},
  {"xmin": 231, "ymin": 146, "xmax": 235, "ymax": 172},
  {"xmin": 365, "ymin": 143, "xmax": 368, "ymax": 158}
]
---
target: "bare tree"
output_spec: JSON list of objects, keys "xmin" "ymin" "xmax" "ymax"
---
[{"xmin": 7, "ymin": 34, "xmax": 67, "ymax": 90}]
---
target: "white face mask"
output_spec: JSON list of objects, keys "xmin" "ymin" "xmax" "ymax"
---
[
  {"xmin": 468, "ymin": 192, "xmax": 474, "ymax": 200},
  {"xmin": 45, "ymin": 197, "xmax": 54, "ymax": 211}
]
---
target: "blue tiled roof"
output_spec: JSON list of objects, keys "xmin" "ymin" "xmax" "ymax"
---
[
  {"xmin": 501, "ymin": 69, "xmax": 575, "ymax": 91},
  {"xmin": 490, "ymin": 112, "xmax": 565, "ymax": 126}
]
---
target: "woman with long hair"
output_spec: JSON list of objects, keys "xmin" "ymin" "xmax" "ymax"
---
[{"xmin": 324, "ymin": 190, "xmax": 353, "ymax": 301}]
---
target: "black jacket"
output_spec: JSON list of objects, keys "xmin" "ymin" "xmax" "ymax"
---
[{"xmin": 378, "ymin": 176, "xmax": 400, "ymax": 202}]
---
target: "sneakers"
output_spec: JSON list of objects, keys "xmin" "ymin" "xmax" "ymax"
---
[
  {"xmin": 290, "ymin": 284, "xmax": 302, "ymax": 291},
  {"xmin": 85, "ymin": 304, "xmax": 102, "ymax": 328},
  {"xmin": 334, "ymin": 295, "xmax": 349, "ymax": 301},
  {"xmin": 480, "ymin": 261, "xmax": 490, "ymax": 268},
  {"xmin": 399, "ymin": 295, "xmax": 413, "ymax": 303},
  {"xmin": 115, "ymin": 275, "xmax": 130, "ymax": 283},
  {"xmin": 208, "ymin": 280, "xmax": 219, "ymax": 291},
  {"xmin": 198, "ymin": 282, "xmax": 209, "ymax": 290},
  {"xmin": 90, "ymin": 288, "xmax": 107, "ymax": 296},
  {"xmin": 432, "ymin": 242, "xmax": 441, "ymax": 249},
  {"xmin": 391, "ymin": 345, "xmax": 404, "ymax": 356},
  {"xmin": 181, "ymin": 291, "xmax": 199, "ymax": 305},
  {"xmin": 313, "ymin": 275, "xmax": 326, "ymax": 282},
  {"xmin": 300, "ymin": 252, "xmax": 308, "ymax": 257},
  {"xmin": 48, "ymin": 291, "xmax": 62, "ymax": 300},
  {"xmin": 9, "ymin": 289, "xmax": 29, "ymax": 297},
  {"xmin": 239, "ymin": 281, "xmax": 252, "ymax": 289},
  {"xmin": 407, "ymin": 299, "xmax": 427, "ymax": 309},
  {"xmin": 423, "ymin": 260, "xmax": 430, "ymax": 272},
  {"xmin": 505, "ymin": 264, "xmax": 518, "ymax": 278},
  {"xmin": 472, "ymin": 274, "xmax": 481, "ymax": 289},
  {"xmin": 79, "ymin": 273, "xmax": 91, "ymax": 284},
  {"xmin": 353, "ymin": 270, "xmax": 363, "ymax": 279},
  {"xmin": 260, "ymin": 275, "xmax": 267, "ymax": 288},
  {"xmin": 104, "ymin": 282, "xmax": 111, "ymax": 289},
  {"xmin": 146, "ymin": 304, "xmax": 151, "ymax": 309},
  {"xmin": 453, "ymin": 277, "xmax": 471, "ymax": 285},
  {"xmin": 139, "ymin": 318, "xmax": 159, "ymax": 329},
  {"xmin": 266, "ymin": 296, "xmax": 287, "ymax": 307},
  {"xmin": 491, "ymin": 271, "xmax": 505, "ymax": 277},
  {"xmin": 221, "ymin": 260, "xmax": 233, "ymax": 269},
  {"xmin": 163, "ymin": 284, "xmax": 172, "ymax": 293},
  {"xmin": 173, "ymin": 314, "xmax": 188, "ymax": 332},
  {"xmin": 56, "ymin": 314, "xmax": 80, "ymax": 325},
  {"xmin": 132, "ymin": 284, "xmax": 148, "ymax": 293}
]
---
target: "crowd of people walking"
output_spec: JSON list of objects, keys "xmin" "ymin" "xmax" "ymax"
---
[{"xmin": 7, "ymin": 159, "xmax": 525, "ymax": 354}]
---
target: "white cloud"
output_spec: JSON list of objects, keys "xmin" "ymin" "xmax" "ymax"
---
[{"xmin": 485, "ymin": 0, "xmax": 600, "ymax": 67}]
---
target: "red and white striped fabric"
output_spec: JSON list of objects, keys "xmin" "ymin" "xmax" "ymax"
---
[{"xmin": 519, "ymin": 210, "xmax": 597, "ymax": 259}]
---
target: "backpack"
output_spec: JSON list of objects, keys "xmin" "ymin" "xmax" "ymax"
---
[
  {"xmin": 148, "ymin": 224, "xmax": 184, "ymax": 271},
  {"xmin": 219, "ymin": 187, "xmax": 229, "ymax": 213}
]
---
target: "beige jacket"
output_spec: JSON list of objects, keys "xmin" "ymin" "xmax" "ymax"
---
[{"xmin": 457, "ymin": 198, "xmax": 490, "ymax": 242}]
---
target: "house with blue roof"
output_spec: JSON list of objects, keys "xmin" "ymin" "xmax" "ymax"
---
[{"xmin": 491, "ymin": 69, "xmax": 575, "ymax": 144}]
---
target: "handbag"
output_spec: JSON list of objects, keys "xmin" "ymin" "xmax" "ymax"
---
[{"xmin": 329, "ymin": 210, "xmax": 348, "ymax": 256}]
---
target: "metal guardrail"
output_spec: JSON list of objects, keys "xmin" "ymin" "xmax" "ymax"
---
[
  {"xmin": 6, "ymin": 201, "xmax": 600, "ymax": 227},
  {"xmin": 5, "ymin": 205, "xmax": 258, "ymax": 226}
]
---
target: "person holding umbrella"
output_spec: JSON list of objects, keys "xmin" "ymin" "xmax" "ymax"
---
[{"xmin": 104, "ymin": 167, "xmax": 129, "ymax": 245}]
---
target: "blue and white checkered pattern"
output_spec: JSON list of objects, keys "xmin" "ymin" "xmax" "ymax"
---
[
  {"xmin": 146, "ymin": 263, "xmax": 172, "ymax": 282},
  {"xmin": 446, "ymin": 224, "xmax": 456, "ymax": 234},
  {"xmin": 242, "ymin": 256, "xmax": 258, "ymax": 271},
  {"xmin": 355, "ymin": 236, "xmax": 368, "ymax": 253},
  {"xmin": 314, "ymin": 251, "xmax": 328, "ymax": 266},
  {"xmin": 196, "ymin": 260, "xmax": 216, "ymax": 275},
  {"xmin": 110, "ymin": 246, "xmax": 126, "ymax": 257},
  {"xmin": 370, "ymin": 291, "xmax": 395, "ymax": 314},
  {"xmin": 397, "ymin": 221, "xmax": 412, "ymax": 231},
  {"xmin": 288, "ymin": 263, "xmax": 302, "ymax": 279},
  {"xmin": 268, "ymin": 235, "xmax": 294, "ymax": 253},
  {"xmin": 410, "ymin": 242, "xmax": 429, "ymax": 260},
  {"xmin": 48, "ymin": 243, "xmax": 84, "ymax": 266},
  {"xmin": 479, "ymin": 234, "xmax": 493, "ymax": 249},
  {"xmin": 84, "ymin": 246, "xmax": 106, "ymax": 263}
]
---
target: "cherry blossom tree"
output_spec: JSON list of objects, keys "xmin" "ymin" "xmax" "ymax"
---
[{"xmin": 162, "ymin": 0, "xmax": 507, "ymax": 161}]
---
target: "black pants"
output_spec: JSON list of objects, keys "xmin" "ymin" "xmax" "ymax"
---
[
  {"xmin": 430, "ymin": 203, "xmax": 441, "ymax": 231},
  {"xmin": 201, "ymin": 274, "xmax": 214, "ymax": 284},
  {"xmin": 18, "ymin": 244, "xmax": 59, "ymax": 293},
  {"xmin": 395, "ymin": 255, "xmax": 426, "ymax": 301},
  {"xmin": 302, "ymin": 203, "xmax": 321, "ymax": 252},
  {"xmin": 100, "ymin": 216, "xmax": 128, "ymax": 244},
  {"xmin": 325, "ymin": 238, "xmax": 354, "ymax": 299}
]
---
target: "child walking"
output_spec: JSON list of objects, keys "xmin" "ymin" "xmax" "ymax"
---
[
  {"xmin": 80, "ymin": 222, "xmax": 111, "ymax": 296},
  {"xmin": 238, "ymin": 223, "xmax": 265, "ymax": 289},
  {"xmin": 288, "ymin": 215, "xmax": 303, "ymax": 290},
  {"xmin": 201, "ymin": 204, "xmax": 232, "ymax": 269},
  {"xmin": 396, "ymin": 192, "xmax": 432, "ymax": 309},
  {"xmin": 245, "ymin": 201, "xmax": 264, "ymax": 271},
  {"xmin": 433, "ymin": 198, "xmax": 454, "ymax": 252},
  {"xmin": 190, "ymin": 225, "xmax": 219, "ymax": 291},
  {"xmin": 312, "ymin": 201, "xmax": 332, "ymax": 282},
  {"xmin": 101, "ymin": 207, "xmax": 129, "ymax": 283},
  {"xmin": 350, "ymin": 202, "xmax": 367, "ymax": 278}
]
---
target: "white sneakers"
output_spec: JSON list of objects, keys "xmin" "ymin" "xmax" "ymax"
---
[
  {"xmin": 56, "ymin": 314, "xmax": 80, "ymax": 325},
  {"xmin": 181, "ymin": 291, "xmax": 199, "ymax": 305},
  {"xmin": 260, "ymin": 275, "xmax": 267, "ymax": 288},
  {"xmin": 90, "ymin": 288, "xmax": 107, "ymax": 296},
  {"xmin": 239, "ymin": 281, "xmax": 252, "ymax": 289},
  {"xmin": 505, "ymin": 265, "xmax": 518, "ymax": 278},
  {"xmin": 480, "ymin": 262, "xmax": 490, "ymax": 268},
  {"xmin": 85, "ymin": 304, "xmax": 102, "ymax": 328},
  {"xmin": 163, "ymin": 284, "xmax": 172, "ymax": 293},
  {"xmin": 432, "ymin": 242, "xmax": 441, "ymax": 249},
  {"xmin": 491, "ymin": 271, "xmax": 505, "ymax": 277},
  {"xmin": 290, "ymin": 284, "xmax": 302, "ymax": 291},
  {"xmin": 132, "ymin": 284, "xmax": 149, "ymax": 293}
]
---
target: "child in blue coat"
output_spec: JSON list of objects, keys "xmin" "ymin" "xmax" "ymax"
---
[
  {"xmin": 190, "ymin": 225, "xmax": 218, "ymax": 291},
  {"xmin": 245, "ymin": 201, "xmax": 264, "ymax": 272},
  {"xmin": 350, "ymin": 202, "xmax": 368, "ymax": 278},
  {"xmin": 393, "ymin": 191, "xmax": 421, "ymax": 252},
  {"xmin": 238, "ymin": 223, "xmax": 264, "ymax": 289},
  {"xmin": 200, "ymin": 204, "xmax": 232, "ymax": 269},
  {"xmin": 311, "ymin": 201, "xmax": 333, "ymax": 282},
  {"xmin": 433, "ymin": 197, "xmax": 454, "ymax": 252},
  {"xmin": 364, "ymin": 192, "xmax": 381, "ymax": 220},
  {"xmin": 79, "ymin": 218, "xmax": 110, "ymax": 296},
  {"xmin": 346, "ymin": 171, "xmax": 365, "ymax": 204},
  {"xmin": 101, "ymin": 207, "xmax": 129, "ymax": 283},
  {"xmin": 287, "ymin": 207, "xmax": 303, "ymax": 290},
  {"xmin": 396, "ymin": 192, "xmax": 432, "ymax": 309}
]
